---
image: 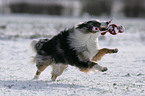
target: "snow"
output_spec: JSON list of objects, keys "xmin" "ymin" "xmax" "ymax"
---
[{"xmin": 0, "ymin": 15, "xmax": 145, "ymax": 96}]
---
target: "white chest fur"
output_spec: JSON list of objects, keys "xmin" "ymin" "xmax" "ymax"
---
[
  {"xmin": 86, "ymin": 34, "xmax": 99, "ymax": 60},
  {"xmin": 68, "ymin": 29, "xmax": 100, "ymax": 61}
]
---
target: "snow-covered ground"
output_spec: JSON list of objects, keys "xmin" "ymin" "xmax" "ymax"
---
[{"xmin": 0, "ymin": 15, "xmax": 145, "ymax": 96}]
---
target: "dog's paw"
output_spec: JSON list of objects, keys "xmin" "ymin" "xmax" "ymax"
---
[
  {"xmin": 101, "ymin": 67, "xmax": 108, "ymax": 72},
  {"xmin": 112, "ymin": 48, "xmax": 118, "ymax": 53},
  {"xmin": 33, "ymin": 75, "xmax": 39, "ymax": 80},
  {"xmin": 51, "ymin": 75, "xmax": 57, "ymax": 81},
  {"xmin": 106, "ymin": 48, "xmax": 118, "ymax": 53}
]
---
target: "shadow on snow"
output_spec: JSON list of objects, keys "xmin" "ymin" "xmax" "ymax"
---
[{"xmin": 0, "ymin": 80, "xmax": 86, "ymax": 90}]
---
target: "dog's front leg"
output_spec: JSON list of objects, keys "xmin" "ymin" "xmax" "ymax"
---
[
  {"xmin": 93, "ymin": 64, "xmax": 108, "ymax": 72},
  {"xmin": 51, "ymin": 64, "xmax": 68, "ymax": 81},
  {"xmin": 80, "ymin": 63, "xmax": 108, "ymax": 72},
  {"xmin": 79, "ymin": 62, "xmax": 108, "ymax": 73},
  {"xmin": 92, "ymin": 48, "xmax": 118, "ymax": 62}
]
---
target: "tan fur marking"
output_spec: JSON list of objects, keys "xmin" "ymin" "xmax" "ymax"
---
[
  {"xmin": 92, "ymin": 48, "xmax": 118, "ymax": 62},
  {"xmin": 37, "ymin": 64, "xmax": 50, "ymax": 72},
  {"xmin": 80, "ymin": 68, "xmax": 91, "ymax": 73}
]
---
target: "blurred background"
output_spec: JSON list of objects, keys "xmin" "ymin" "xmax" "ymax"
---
[
  {"xmin": 0, "ymin": 0, "xmax": 145, "ymax": 17},
  {"xmin": 0, "ymin": 0, "xmax": 145, "ymax": 40}
]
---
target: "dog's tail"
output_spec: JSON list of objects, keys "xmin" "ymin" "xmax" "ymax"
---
[
  {"xmin": 30, "ymin": 40, "xmax": 38, "ymax": 53},
  {"xmin": 30, "ymin": 40, "xmax": 38, "ymax": 64}
]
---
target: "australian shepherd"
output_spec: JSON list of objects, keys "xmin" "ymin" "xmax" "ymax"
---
[{"xmin": 31, "ymin": 19, "xmax": 118, "ymax": 81}]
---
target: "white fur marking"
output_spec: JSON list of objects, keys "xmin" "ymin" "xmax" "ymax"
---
[
  {"xmin": 69, "ymin": 29, "xmax": 100, "ymax": 60},
  {"xmin": 92, "ymin": 64, "xmax": 104, "ymax": 72}
]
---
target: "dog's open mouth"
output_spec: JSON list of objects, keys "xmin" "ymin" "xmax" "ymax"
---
[{"xmin": 99, "ymin": 27, "xmax": 108, "ymax": 31}]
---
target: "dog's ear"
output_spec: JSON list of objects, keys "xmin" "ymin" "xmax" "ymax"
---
[
  {"xmin": 109, "ymin": 18, "xmax": 113, "ymax": 23},
  {"xmin": 77, "ymin": 22, "xmax": 87, "ymax": 29},
  {"xmin": 77, "ymin": 22, "xmax": 93, "ymax": 31},
  {"xmin": 107, "ymin": 18, "xmax": 113, "ymax": 25}
]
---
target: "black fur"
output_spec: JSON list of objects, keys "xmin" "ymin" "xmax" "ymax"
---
[
  {"xmin": 77, "ymin": 20, "xmax": 108, "ymax": 32},
  {"xmin": 35, "ymin": 28, "xmax": 96, "ymax": 69},
  {"xmin": 77, "ymin": 21, "xmax": 101, "ymax": 32}
]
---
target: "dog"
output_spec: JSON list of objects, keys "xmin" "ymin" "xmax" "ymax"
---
[{"xmin": 31, "ymin": 19, "xmax": 118, "ymax": 81}]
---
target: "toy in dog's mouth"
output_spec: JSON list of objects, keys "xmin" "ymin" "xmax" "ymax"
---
[
  {"xmin": 92, "ymin": 24, "xmax": 124, "ymax": 35},
  {"xmin": 101, "ymin": 24, "xmax": 124, "ymax": 35}
]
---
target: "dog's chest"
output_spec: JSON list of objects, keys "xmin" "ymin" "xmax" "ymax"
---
[
  {"xmin": 86, "ymin": 34, "xmax": 99, "ymax": 60},
  {"xmin": 69, "ymin": 31, "xmax": 99, "ymax": 60}
]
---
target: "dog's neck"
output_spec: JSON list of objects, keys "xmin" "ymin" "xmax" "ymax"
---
[{"xmin": 68, "ymin": 29, "xmax": 100, "ymax": 60}]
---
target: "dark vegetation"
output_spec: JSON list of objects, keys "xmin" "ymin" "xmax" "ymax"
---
[
  {"xmin": 9, "ymin": 0, "xmax": 145, "ymax": 17},
  {"xmin": 10, "ymin": 3, "xmax": 63, "ymax": 15}
]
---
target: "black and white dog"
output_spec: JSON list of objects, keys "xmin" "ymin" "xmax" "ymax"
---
[{"xmin": 31, "ymin": 19, "xmax": 118, "ymax": 81}]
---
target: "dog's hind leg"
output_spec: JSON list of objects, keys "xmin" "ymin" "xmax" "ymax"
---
[
  {"xmin": 51, "ymin": 64, "xmax": 68, "ymax": 81},
  {"xmin": 92, "ymin": 48, "xmax": 118, "ymax": 62},
  {"xmin": 33, "ymin": 55, "xmax": 53, "ymax": 79},
  {"xmin": 33, "ymin": 62, "xmax": 50, "ymax": 79}
]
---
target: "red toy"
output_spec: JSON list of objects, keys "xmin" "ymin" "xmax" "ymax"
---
[{"xmin": 101, "ymin": 24, "xmax": 124, "ymax": 35}]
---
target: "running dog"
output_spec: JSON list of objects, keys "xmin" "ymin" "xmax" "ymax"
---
[{"xmin": 31, "ymin": 19, "xmax": 118, "ymax": 81}]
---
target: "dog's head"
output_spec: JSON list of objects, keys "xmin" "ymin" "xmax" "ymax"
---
[{"xmin": 76, "ymin": 19, "xmax": 112, "ymax": 33}]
